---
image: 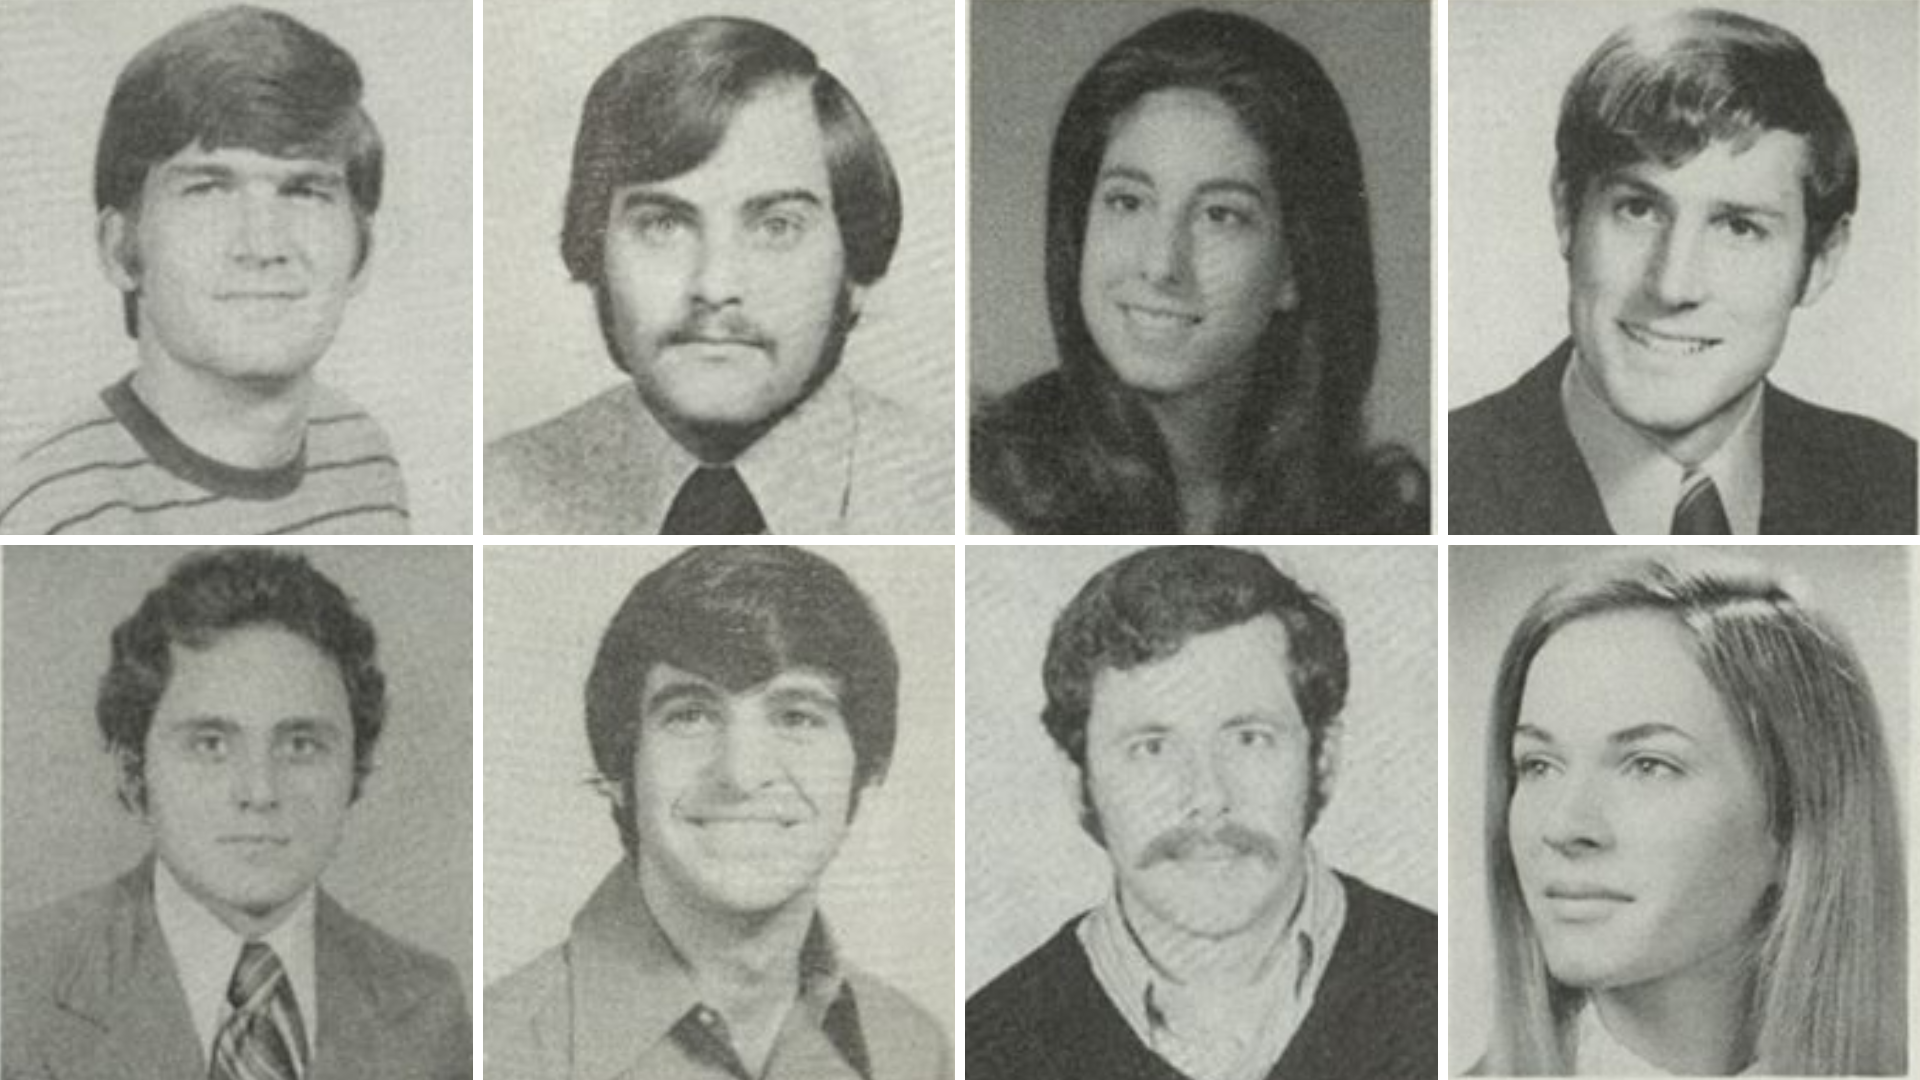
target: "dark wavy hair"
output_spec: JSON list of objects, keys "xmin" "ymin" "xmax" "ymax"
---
[
  {"xmin": 562, "ymin": 16, "xmax": 902, "ymax": 374},
  {"xmin": 1554, "ymin": 8, "xmax": 1857, "ymax": 259},
  {"xmin": 97, "ymin": 548, "xmax": 387, "ymax": 810},
  {"xmin": 96, "ymin": 5, "xmax": 383, "ymax": 337},
  {"xmin": 972, "ymin": 8, "xmax": 1426, "ymax": 534},
  {"xmin": 1041, "ymin": 546, "xmax": 1346, "ymax": 826},
  {"xmin": 585, "ymin": 546, "xmax": 900, "ymax": 857}
]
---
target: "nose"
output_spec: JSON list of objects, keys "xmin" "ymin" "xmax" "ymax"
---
[
  {"xmin": 690, "ymin": 230, "xmax": 744, "ymax": 308},
  {"xmin": 1138, "ymin": 211, "xmax": 1191, "ymax": 290},
  {"xmin": 1178, "ymin": 745, "xmax": 1230, "ymax": 821},
  {"xmin": 1647, "ymin": 221, "xmax": 1708, "ymax": 308},
  {"xmin": 1536, "ymin": 771, "xmax": 1612, "ymax": 856},
  {"xmin": 230, "ymin": 192, "xmax": 291, "ymax": 265},
  {"xmin": 230, "ymin": 747, "xmax": 280, "ymax": 810},
  {"xmin": 713, "ymin": 721, "xmax": 780, "ymax": 793}
]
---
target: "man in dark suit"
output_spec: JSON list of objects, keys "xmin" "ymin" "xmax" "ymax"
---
[
  {"xmin": 1451, "ymin": 9, "xmax": 1916, "ymax": 535},
  {"xmin": 967, "ymin": 548, "xmax": 1434, "ymax": 1080},
  {"xmin": 2, "ymin": 549, "xmax": 469, "ymax": 1080}
]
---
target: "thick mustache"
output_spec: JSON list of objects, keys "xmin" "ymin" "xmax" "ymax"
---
[
  {"xmin": 667, "ymin": 309, "xmax": 772, "ymax": 351},
  {"xmin": 1138, "ymin": 821, "xmax": 1282, "ymax": 868}
]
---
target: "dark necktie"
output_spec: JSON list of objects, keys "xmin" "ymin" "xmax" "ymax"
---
[
  {"xmin": 209, "ymin": 941, "xmax": 308, "ymax": 1080},
  {"xmin": 662, "ymin": 466, "xmax": 768, "ymax": 534},
  {"xmin": 1671, "ymin": 472, "xmax": 1732, "ymax": 534}
]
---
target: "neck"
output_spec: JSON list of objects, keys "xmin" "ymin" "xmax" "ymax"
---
[
  {"xmin": 636, "ymin": 854, "xmax": 814, "ymax": 1017},
  {"xmin": 1590, "ymin": 949, "xmax": 1755, "ymax": 1074},
  {"xmin": 1141, "ymin": 379, "xmax": 1247, "ymax": 534},
  {"xmin": 132, "ymin": 353, "xmax": 312, "ymax": 470},
  {"xmin": 1117, "ymin": 875, "xmax": 1300, "ymax": 990}
]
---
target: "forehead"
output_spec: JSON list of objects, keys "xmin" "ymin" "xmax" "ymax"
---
[
  {"xmin": 639, "ymin": 660, "xmax": 843, "ymax": 706},
  {"xmin": 1592, "ymin": 130, "xmax": 1812, "ymax": 217},
  {"xmin": 1087, "ymin": 616, "xmax": 1298, "ymax": 735},
  {"xmin": 1519, "ymin": 611, "xmax": 1737, "ymax": 746},
  {"xmin": 1101, "ymin": 88, "xmax": 1272, "ymax": 192},
  {"xmin": 154, "ymin": 625, "xmax": 351, "ymax": 730},
  {"xmin": 613, "ymin": 81, "xmax": 831, "ymax": 212}
]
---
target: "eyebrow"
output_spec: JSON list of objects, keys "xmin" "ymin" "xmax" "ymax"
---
[
  {"xmin": 1599, "ymin": 173, "xmax": 1791, "ymax": 224},
  {"xmin": 1096, "ymin": 165, "xmax": 1270, "ymax": 206},
  {"xmin": 161, "ymin": 162, "xmax": 347, "ymax": 185},
  {"xmin": 764, "ymin": 685, "xmax": 843, "ymax": 712},
  {"xmin": 162, "ymin": 715, "xmax": 347, "ymax": 735},
  {"xmin": 614, "ymin": 188, "xmax": 826, "ymax": 219},
  {"xmin": 1512, "ymin": 722, "xmax": 1699, "ymax": 747}
]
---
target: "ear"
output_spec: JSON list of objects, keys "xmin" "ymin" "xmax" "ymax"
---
[
  {"xmin": 1273, "ymin": 249, "xmax": 1300, "ymax": 314},
  {"xmin": 347, "ymin": 226, "xmax": 375, "ymax": 298},
  {"xmin": 1061, "ymin": 753, "xmax": 1104, "ymax": 845},
  {"xmin": 1313, "ymin": 722, "xmax": 1342, "ymax": 807},
  {"xmin": 847, "ymin": 282, "xmax": 869, "ymax": 322},
  {"xmin": 1551, "ymin": 172, "xmax": 1576, "ymax": 262},
  {"xmin": 1796, "ymin": 214, "xmax": 1849, "ymax": 308},
  {"xmin": 591, "ymin": 775, "xmax": 625, "ymax": 809},
  {"xmin": 97, "ymin": 208, "xmax": 141, "ymax": 293}
]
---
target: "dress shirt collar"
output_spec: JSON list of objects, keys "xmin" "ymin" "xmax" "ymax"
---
[
  {"xmin": 1077, "ymin": 845, "xmax": 1347, "ymax": 1080},
  {"xmin": 152, "ymin": 857, "xmax": 318, "ymax": 1062},
  {"xmin": 625, "ymin": 372, "xmax": 863, "ymax": 534},
  {"xmin": 1561, "ymin": 350, "xmax": 1764, "ymax": 535},
  {"xmin": 567, "ymin": 858, "xmax": 866, "ymax": 1080}
]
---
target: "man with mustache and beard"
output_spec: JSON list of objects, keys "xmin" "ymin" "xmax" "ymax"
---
[
  {"xmin": 484, "ymin": 15, "xmax": 950, "ymax": 535},
  {"xmin": 968, "ymin": 546, "xmax": 1434, "ymax": 1080},
  {"xmin": 486, "ymin": 546, "xmax": 949, "ymax": 1079}
]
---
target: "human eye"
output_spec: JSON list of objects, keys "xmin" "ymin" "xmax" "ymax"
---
[
  {"xmin": 1719, "ymin": 215, "xmax": 1771, "ymax": 243},
  {"xmin": 1196, "ymin": 201, "xmax": 1258, "ymax": 232},
  {"xmin": 1610, "ymin": 194, "xmax": 1661, "ymax": 226},
  {"xmin": 1511, "ymin": 752, "xmax": 1557, "ymax": 781},
  {"xmin": 1124, "ymin": 733, "xmax": 1168, "ymax": 761},
  {"xmin": 655, "ymin": 704, "xmax": 720, "ymax": 735},
  {"xmin": 1096, "ymin": 184, "xmax": 1149, "ymax": 217},
  {"xmin": 278, "ymin": 728, "xmax": 337, "ymax": 762},
  {"xmin": 1228, "ymin": 724, "xmax": 1277, "ymax": 750},
  {"xmin": 771, "ymin": 705, "xmax": 839, "ymax": 735},
  {"xmin": 1624, "ymin": 753, "xmax": 1684, "ymax": 780},
  {"xmin": 625, "ymin": 208, "xmax": 692, "ymax": 248},
  {"xmin": 183, "ymin": 728, "xmax": 229, "ymax": 760},
  {"xmin": 285, "ymin": 179, "xmax": 339, "ymax": 204},
  {"xmin": 750, "ymin": 210, "xmax": 811, "ymax": 251}
]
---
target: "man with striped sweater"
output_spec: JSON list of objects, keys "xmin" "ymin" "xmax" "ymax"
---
[{"xmin": 0, "ymin": 6, "xmax": 408, "ymax": 535}]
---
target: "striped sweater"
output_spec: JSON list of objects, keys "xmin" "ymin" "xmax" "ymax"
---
[{"xmin": 0, "ymin": 377, "xmax": 409, "ymax": 535}]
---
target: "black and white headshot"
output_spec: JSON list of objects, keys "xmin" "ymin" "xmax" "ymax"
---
[
  {"xmin": 0, "ymin": 1, "xmax": 473, "ymax": 534},
  {"xmin": 968, "ymin": 2, "xmax": 1430, "ymax": 535},
  {"xmin": 1449, "ymin": 2, "xmax": 1919, "ymax": 535},
  {"xmin": 968, "ymin": 546, "xmax": 1436, "ymax": 1079},
  {"xmin": 1449, "ymin": 546, "xmax": 1909, "ymax": 1075},
  {"xmin": 0, "ymin": 546, "xmax": 473, "ymax": 1079},
  {"xmin": 483, "ymin": 0, "xmax": 954, "ymax": 535},
  {"xmin": 484, "ymin": 545, "xmax": 953, "ymax": 1078}
]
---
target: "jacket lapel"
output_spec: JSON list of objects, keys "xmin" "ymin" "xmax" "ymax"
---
[{"xmin": 50, "ymin": 861, "xmax": 206, "ymax": 1080}]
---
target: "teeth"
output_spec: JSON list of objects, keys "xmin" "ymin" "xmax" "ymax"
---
[
  {"xmin": 1624, "ymin": 324, "xmax": 1716, "ymax": 356},
  {"xmin": 1124, "ymin": 305, "xmax": 1197, "ymax": 331}
]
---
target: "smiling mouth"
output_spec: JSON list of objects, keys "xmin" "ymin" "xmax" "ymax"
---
[
  {"xmin": 1620, "ymin": 322, "xmax": 1720, "ymax": 356},
  {"xmin": 1120, "ymin": 303, "xmax": 1202, "ymax": 333}
]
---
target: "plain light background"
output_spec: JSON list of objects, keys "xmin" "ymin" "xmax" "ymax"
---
[
  {"xmin": 481, "ymin": 0, "xmax": 956, "ymax": 458},
  {"xmin": 483, "ymin": 544, "xmax": 954, "ymax": 1035},
  {"xmin": 1446, "ymin": 545, "xmax": 1913, "ymax": 1074},
  {"xmin": 966, "ymin": 544, "xmax": 1437, "ymax": 994},
  {"xmin": 1, "ymin": 545, "xmax": 474, "ymax": 993},
  {"xmin": 1448, "ymin": 0, "xmax": 1919, "ymax": 442},
  {"xmin": 969, "ymin": 0, "xmax": 1432, "ymax": 470},
  {"xmin": 0, "ymin": 0, "xmax": 474, "ymax": 534}
]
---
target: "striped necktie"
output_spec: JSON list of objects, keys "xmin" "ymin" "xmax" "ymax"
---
[
  {"xmin": 209, "ymin": 941, "xmax": 309, "ymax": 1080},
  {"xmin": 1671, "ymin": 471, "xmax": 1732, "ymax": 534}
]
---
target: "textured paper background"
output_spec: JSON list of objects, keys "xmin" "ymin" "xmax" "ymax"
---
[
  {"xmin": 0, "ymin": 0, "xmax": 474, "ymax": 533},
  {"xmin": 965, "ymin": 544, "xmax": 1438, "ymax": 994},
  {"xmin": 483, "ymin": 544, "xmax": 954, "ymax": 1034},
  {"xmin": 1, "ymin": 545, "xmax": 473, "ymax": 992}
]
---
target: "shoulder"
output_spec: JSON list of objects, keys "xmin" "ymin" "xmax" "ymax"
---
[
  {"xmin": 318, "ymin": 895, "xmax": 467, "ymax": 1021},
  {"xmin": 0, "ymin": 392, "xmax": 137, "ymax": 535},
  {"xmin": 966, "ymin": 920, "xmax": 1102, "ymax": 1080},
  {"xmin": 3, "ymin": 874, "xmax": 140, "ymax": 994},
  {"xmin": 1449, "ymin": 350, "xmax": 1564, "ymax": 461},
  {"xmin": 484, "ymin": 945, "xmax": 575, "ymax": 1079},
  {"xmin": 1320, "ymin": 873, "xmax": 1436, "ymax": 1023},
  {"xmin": 484, "ymin": 387, "xmax": 640, "ymax": 532},
  {"xmin": 1337, "ymin": 873, "xmax": 1438, "ymax": 951},
  {"xmin": 308, "ymin": 383, "xmax": 399, "ymax": 455},
  {"xmin": 842, "ymin": 963, "xmax": 952, "ymax": 1080},
  {"xmin": 1764, "ymin": 385, "xmax": 1918, "ymax": 532},
  {"xmin": 969, "ymin": 374, "xmax": 1081, "ymax": 533},
  {"xmin": 842, "ymin": 382, "xmax": 954, "ymax": 534}
]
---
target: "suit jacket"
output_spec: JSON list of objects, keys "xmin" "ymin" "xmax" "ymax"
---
[
  {"xmin": 966, "ymin": 873, "xmax": 1435, "ymax": 1080},
  {"xmin": 1449, "ymin": 342, "xmax": 1918, "ymax": 534},
  {"xmin": 2, "ymin": 861, "xmax": 470, "ymax": 1080}
]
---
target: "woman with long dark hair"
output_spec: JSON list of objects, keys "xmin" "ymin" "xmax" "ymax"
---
[{"xmin": 970, "ymin": 8, "xmax": 1426, "ymax": 534}]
